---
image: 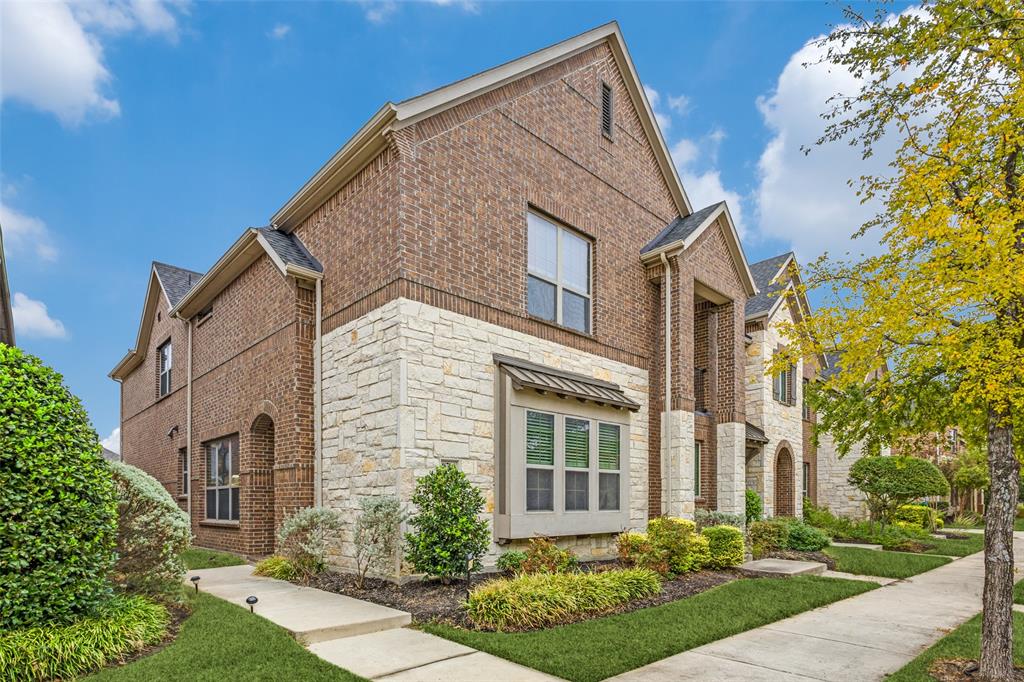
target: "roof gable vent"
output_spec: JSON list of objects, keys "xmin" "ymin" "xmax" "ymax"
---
[{"xmin": 601, "ymin": 81, "xmax": 614, "ymax": 137}]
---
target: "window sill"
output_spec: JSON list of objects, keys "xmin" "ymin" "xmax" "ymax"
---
[
  {"xmin": 199, "ymin": 519, "xmax": 240, "ymax": 529},
  {"xmin": 176, "ymin": 494, "xmax": 188, "ymax": 501},
  {"xmin": 526, "ymin": 314, "xmax": 596, "ymax": 341}
]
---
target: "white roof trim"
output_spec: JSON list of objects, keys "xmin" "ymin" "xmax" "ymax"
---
[
  {"xmin": 270, "ymin": 22, "xmax": 691, "ymax": 233},
  {"xmin": 109, "ymin": 267, "xmax": 165, "ymax": 379}
]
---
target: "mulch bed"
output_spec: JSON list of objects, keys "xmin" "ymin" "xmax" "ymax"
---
[
  {"xmin": 937, "ymin": 531, "xmax": 971, "ymax": 540},
  {"xmin": 307, "ymin": 564, "xmax": 738, "ymax": 628},
  {"xmin": 764, "ymin": 550, "xmax": 837, "ymax": 570},
  {"xmin": 929, "ymin": 658, "xmax": 1024, "ymax": 681}
]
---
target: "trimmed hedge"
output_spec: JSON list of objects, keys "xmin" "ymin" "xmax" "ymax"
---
[
  {"xmin": 466, "ymin": 568, "xmax": 661, "ymax": 630},
  {"xmin": 648, "ymin": 517, "xmax": 709, "ymax": 574},
  {"xmin": 894, "ymin": 504, "xmax": 943, "ymax": 531},
  {"xmin": 0, "ymin": 594, "xmax": 168, "ymax": 682},
  {"xmin": 109, "ymin": 461, "xmax": 191, "ymax": 599},
  {"xmin": 749, "ymin": 518, "xmax": 830, "ymax": 557},
  {"xmin": 254, "ymin": 556, "xmax": 297, "ymax": 581},
  {"xmin": 701, "ymin": 525, "xmax": 744, "ymax": 568},
  {"xmin": 0, "ymin": 344, "xmax": 117, "ymax": 628}
]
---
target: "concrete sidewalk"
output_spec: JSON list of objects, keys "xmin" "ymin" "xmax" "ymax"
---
[{"xmin": 609, "ymin": 534, "xmax": 1024, "ymax": 682}]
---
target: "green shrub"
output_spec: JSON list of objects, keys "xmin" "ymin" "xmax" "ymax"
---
[
  {"xmin": 784, "ymin": 520, "xmax": 831, "ymax": 551},
  {"xmin": 848, "ymin": 456, "xmax": 948, "ymax": 523},
  {"xmin": 695, "ymin": 509, "xmax": 744, "ymax": 531},
  {"xmin": 465, "ymin": 568, "xmax": 661, "ymax": 630},
  {"xmin": 254, "ymin": 556, "xmax": 297, "ymax": 581},
  {"xmin": 748, "ymin": 519, "xmax": 789, "ymax": 559},
  {"xmin": 953, "ymin": 510, "xmax": 982, "ymax": 527},
  {"xmin": 0, "ymin": 594, "xmax": 168, "ymax": 681},
  {"xmin": 894, "ymin": 504, "xmax": 943, "ymax": 531},
  {"xmin": 0, "ymin": 345, "xmax": 117, "ymax": 628},
  {"xmin": 496, "ymin": 551, "xmax": 528, "ymax": 575},
  {"xmin": 278, "ymin": 507, "xmax": 343, "ymax": 577},
  {"xmin": 746, "ymin": 489, "xmax": 763, "ymax": 524},
  {"xmin": 648, "ymin": 517, "xmax": 709, "ymax": 573},
  {"xmin": 354, "ymin": 495, "xmax": 405, "ymax": 587},
  {"xmin": 108, "ymin": 461, "xmax": 191, "ymax": 600},
  {"xmin": 701, "ymin": 525, "xmax": 745, "ymax": 568},
  {"xmin": 405, "ymin": 464, "xmax": 490, "ymax": 581},
  {"xmin": 521, "ymin": 537, "xmax": 579, "ymax": 574},
  {"xmin": 616, "ymin": 531, "xmax": 669, "ymax": 575},
  {"xmin": 1018, "ymin": 503, "xmax": 1024, "ymax": 519}
]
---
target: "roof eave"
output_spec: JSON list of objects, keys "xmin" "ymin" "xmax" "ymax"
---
[
  {"xmin": 109, "ymin": 267, "xmax": 166, "ymax": 380},
  {"xmin": 171, "ymin": 230, "xmax": 263, "ymax": 319}
]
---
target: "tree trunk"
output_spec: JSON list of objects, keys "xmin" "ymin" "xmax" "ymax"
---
[{"xmin": 980, "ymin": 409, "xmax": 1018, "ymax": 680}]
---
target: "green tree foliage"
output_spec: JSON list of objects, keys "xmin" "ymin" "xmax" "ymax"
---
[
  {"xmin": 404, "ymin": 464, "xmax": 490, "ymax": 581},
  {"xmin": 0, "ymin": 345, "xmax": 117, "ymax": 628},
  {"xmin": 848, "ymin": 456, "xmax": 948, "ymax": 524}
]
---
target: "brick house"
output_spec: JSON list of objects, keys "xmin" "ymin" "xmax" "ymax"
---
[{"xmin": 111, "ymin": 23, "xmax": 765, "ymax": 568}]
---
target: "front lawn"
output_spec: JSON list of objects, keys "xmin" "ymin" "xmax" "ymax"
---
[
  {"xmin": 423, "ymin": 576, "xmax": 875, "ymax": 682},
  {"xmin": 89, "ymin": 593, "xmax": 366, "ymax": 681},
  {"xmin": 916, "ymin": 533, "xmax": 984, "ymax": 557},
  {"xmin": 887, "ymin": 612, "xmax": 1024, "ymax": 681},
  {"xmin": 181, "ymin": 547, "xmax": 247, "ymax": 570},
  {"xmin": 824, "ymin": 546, "xmax": 951, "ymax": 579}
]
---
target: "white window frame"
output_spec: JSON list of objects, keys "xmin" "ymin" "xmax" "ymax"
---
[
  {"xmin": 802, "ymin": 461, "xmax": 811, "ymax": 500},
  {"xmin": 597, "ymin": 422, "xmax": 622, "ymax": 512},
  {"xmin": 158, "ymin": 339, "xmax": 172, "ymax": 397},
  {"xmin": 694, "ymin": 441, "xmax": 702, "ymax": 498},
  {"xmin": 527, "ymin": 212, "xmax": 592, "ymax": 334},
  {"xmin": 205, "ymin": 435, "xmax": 240, "ymax": 522},
  {"xmin": 180, "ymin": 448, "xmax": 190, "ymax": 497}
]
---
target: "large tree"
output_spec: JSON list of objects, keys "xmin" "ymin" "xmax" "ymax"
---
[{"xmin": 775, "ymin": 2, "xmax": 1024, "ymax": 678}]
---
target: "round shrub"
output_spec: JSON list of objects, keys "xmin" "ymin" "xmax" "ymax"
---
[
  {"xmin": 496, "ymin": 551, "xmax": 527, "ymax": 575},
  {"xmin": 278, "ymin": 507, "xmax": 343, "ymax": 577},
  {"xmin": 784, "ymin": 521, "xmax": 831, "ymax": 552},
  {"xmin": 701, "ymin": 525, "xmax": 745, "ymax": 568},
  {"xmin": 616, "ymin": 531, "xmax": 669, "ymax": 575},
  {"xmin": 648, "ymin": 517, "xmax": 708, "ymax": 573},
  {"xmin": 108, "ymin": 461, "xmax": 191, "ymax": 599},
  {"xmin": 0, "ymin": 594, "xmax": 168, "ymax": 681},
  {"xmin": 745, "ymin": 489, "xmax": 763, "ymax": 524},
  {"xmin": 254, "ymin": 556, "xmax": 297, "ymax": 581},
  {"xmin": 848, "ymin": 456, "xmax": 948, "ymax": 523},
  {"xmin": 465, "ymin": 568, "xmax": 661, "ymax": 630},
  {"xmin": 405, "ymin": 464, "xmax": 490, "ymax": 581},
  {"xmin": 0, "ymin": 345, "xmax": 117, "ymax": 629},
  {"xmin": 748, "ymin": 519, "xmax": 789, "ymax": 559},
  {"xmin": 695, "ymin": 509, "xmax": 744, "ymax": 531},
  {"xmin": 894, "ymin": 504, "xmax": 943, "ymax": 531},
  {"xmin": 521, "ymin": 537, "xmax": 579, "ymax": 574}
]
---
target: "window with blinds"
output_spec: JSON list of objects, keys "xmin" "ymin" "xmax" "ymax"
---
[
  {"xmin": 526, "ymin": 411, "xmax": 555, "ymax": 511},
  {"xmin": 565, "ymin": 418, "xmax": 590, "ymax": 511},
  {"xmin": 598, "ymin": 423, "xmax": 620, "ymax": 511}
]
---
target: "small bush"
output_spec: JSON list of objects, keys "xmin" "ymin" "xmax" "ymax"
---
[
  {"xmin": 695, "ymin": 509, "xmax": 744, "ymax": 531},
  {"xmin": 616, "ymin": 532, "xmax": 669, "ymax": 575},
  {"xmin": 746, "ymin": 489, "xmax": 763, "ymax": 524},
  {"xmin": 701, "ymin": 526, "xmax": 744, "ymax": 569},
  {"xmin": 465, "ymin": 568, "xmax": 661, "ymax": 630},
  {"xmin": 354, "ymin": 496, "xmax": 405, "ymax": 587},
  {"xmin": 0, "ymin": 345, "xmax": 118, "ymax": 628},
  {"xmin": 521, "ymin": 537, "xmax": 579, "ymax": 574},
  {"xmin": 648, "ymin": 517, "xmax": 708, "ymax": 573},
  {"xmin": 108, "ymin": 461, "xmax": 191, "ymax": 600},
  {"xmin": 254, "ymin": 556, "xmax": 297, "ymax": 581},
  {"xmin": 278, "ymin": 507, "xmax": 343, "ymax": 577},
  {"xmin": 1018, "ymin": 503, "xmax": 1024, "ymax": 519},
  {"xmin": 748, "ymin": 519, "xmax": 789, "ymax": 559},
  {"xmin": 496, "ymin": 551, "xmax": 527, "ymax": 575},
  {"xmin": 405, "ymin": 465, "xmax": 490, "ymax": 581},
  {"xmin": 894, "ymin": 504, "xmax": 942, "ymax": 531},
  {"xmin": 785, "ymin": 520, "xmax": 831, "ymax": 552},
  {"xmin": 0, "ymin": 594, "xmax": 168, "ymax": 681},
  {"xmin": 953, "ymin": 510, "xmax": 982, "ymax": 527}
]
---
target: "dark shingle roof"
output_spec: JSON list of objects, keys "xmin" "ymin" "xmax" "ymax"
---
[
  {"xmin": 641, "ymin": 201, "xmax": 724, "ymax": 255},
  {"xmin": 820, "ymin": 351, "xmax": 843, "ymax": 379},
  {"xmin": 153, "ymin": 262, "xmax": 204, "ymax": 307},
  {"xmin": 254, "ymin": 227, "xmax": 323, "ymax": 274},
  {"xmin": 746, "ymin": 252, "xmax": 794, "ymax": 318}
]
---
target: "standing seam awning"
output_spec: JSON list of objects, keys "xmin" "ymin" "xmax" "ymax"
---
[
  {"xmin": 494, "ymin": 354, "xmax": 640, "ymax": 412},
  {"xmin": 745, "ymin": 422, "xmax": 769, "ymax": 444}
]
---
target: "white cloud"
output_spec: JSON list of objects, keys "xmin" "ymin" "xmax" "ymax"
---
[
  {"xmin": 101, "ymin": 427, "xmax": 121, "ymax": 454},
  {"xmin": 427, "ymin": 0, "xmax": 479, "ymax": 11},
  {"xmin": 754, "ymin": 24, "xmax": 903, "ymax": 262},
  {"xmin": 355, "ymin": 0, "xmax": 478, "ymax": 24},
  {"xmin": 643, "ymin": 84, "xmax": 671, "ymax": 133},
  {"xmin": 670, "ymin": 138, "xmax": 698, "ymax": 168},
  {"xmin": 667, "ymin": 94, "xmax": 691, "ymax": 116},
  {"xmin": 269, "ymin": 23, "xmax": 291, "ymax": 39},
  {"xmin": 1, "ymin": 203, "xmax": 58, "ymax": 262},
  {"xmin": 12, "ymin": 292, "xmax": 67, "ymax": 339},
  {"xmin": 0, "ymin": 1, "xmax": 186, "ymax": 125},
  {"xmin": 669, "ymin": 130, "xmax": 747, "ymax": 238}
]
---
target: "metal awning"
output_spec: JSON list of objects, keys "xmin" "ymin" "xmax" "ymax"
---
[
  {"xmin": 494, "ymin": 354, "xmax": 641, "ymax": 412},
  {"xmin": 745, "ymin": 422, "xmax": 769, "ymax": 444}
]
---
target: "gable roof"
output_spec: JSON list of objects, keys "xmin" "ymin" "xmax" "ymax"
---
[
  {"xmin": 640, "ymin": 201, "xmax": 757, "ymax": 297},
  {"xmin": 254, "ymin": 227, "xmax": 323, "ymax": 276},
  {"xmin": 0, "ymin": 223, "xmax": 13, "ymax": 346},
  {"xmin": 746, "ymin": 252, "xmax": 794, "ymax": 319},
  {"xmin": 153, "ymin": 262, "xmax": 204, "ymax": 308},
  {"xmin": 270, "ymin": 22, "xmax": 691, "ymax": 233}
]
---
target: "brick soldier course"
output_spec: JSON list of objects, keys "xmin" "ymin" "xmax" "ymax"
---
[{"xmin": 111, "ymin": 23, "xmax": 862, "ymax": 567}]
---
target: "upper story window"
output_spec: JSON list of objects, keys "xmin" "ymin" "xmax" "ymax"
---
[
  {"xmin": 527, "ymin": 212, "xmax": 591, "ymax": 334},
  {"xmin": 802, "ymin": 378, "xmax": 812, "ymax": 420},
  {"xmin": 600, "ymin": 81, "xmax": 614, "ymax": 137},
  {"xmin": 205, "ymin": 435, "xmax": 239, "ymax": 522},
  {"xmin": 158, "ymin": 340, "xmax": 172, "ymax": 397},
  {"xmin": 772, "ymin": 354, "xmax": 795, "ymax": 406}
]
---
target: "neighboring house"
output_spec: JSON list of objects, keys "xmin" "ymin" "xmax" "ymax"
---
[
  {"xmin": 0, "ymin": 224, "xmax": 14, "ymax": 346},
  {"xmin": 110, "ymin": 23, "xmax": 759, "ymax": 568},
  {"xmin": 102, "ymin": 447, "xmax": 122, "ymax": 462},
  {"xmin": 895, "ymin": 426, "xmax": 966, "ymax": 464}
]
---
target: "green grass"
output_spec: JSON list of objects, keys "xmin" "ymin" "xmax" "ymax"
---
[
  {"xmin": 1017, "ymin": 518, "xmax": 1024, "ymax": 532},
  {"xmin": 824, "ymin": 546, "xmax": 951, "ymax": 579},
  {"xmin": 1015, "ymin": 579, "xmax": 1024, "ymax": 604},
  {"xmin": 423, "ymin": 576, "xmax": 876, "ymax": 682},
  {"xmin": 888, "ymin": 613, "xmax": 1024, "ymax": 681},
  {"xmin": 181, "ymin": 547, "xmax": 246, "ymax": 570},
  {"xmin": 915, "ymin": 532, "xmax": 985, "ymax": 557},
  {"xmin": 89, "ymin": 593, "xmax": 366, "ymax": 682}
]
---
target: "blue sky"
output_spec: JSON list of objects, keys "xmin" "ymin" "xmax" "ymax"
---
[{"xmin": 1, "ymin": 0, "xmax": 893, "ymax": 449}]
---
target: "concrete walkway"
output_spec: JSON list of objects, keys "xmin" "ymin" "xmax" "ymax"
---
[
  {"xmin": 187, "ymin": 564, "xmax": 559, "ymax": 681},
  {"xmin": 609, "ymin": 534, "xmax": 1024, "ymax": 682}
]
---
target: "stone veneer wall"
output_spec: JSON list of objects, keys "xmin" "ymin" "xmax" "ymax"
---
[
  {"xmin": 320, "ymin": 298, "xmax": 650, "ymax": 574},
  {"xmin": 816, "ymin": 433, "xmax": 871, "ymax": 519}
]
